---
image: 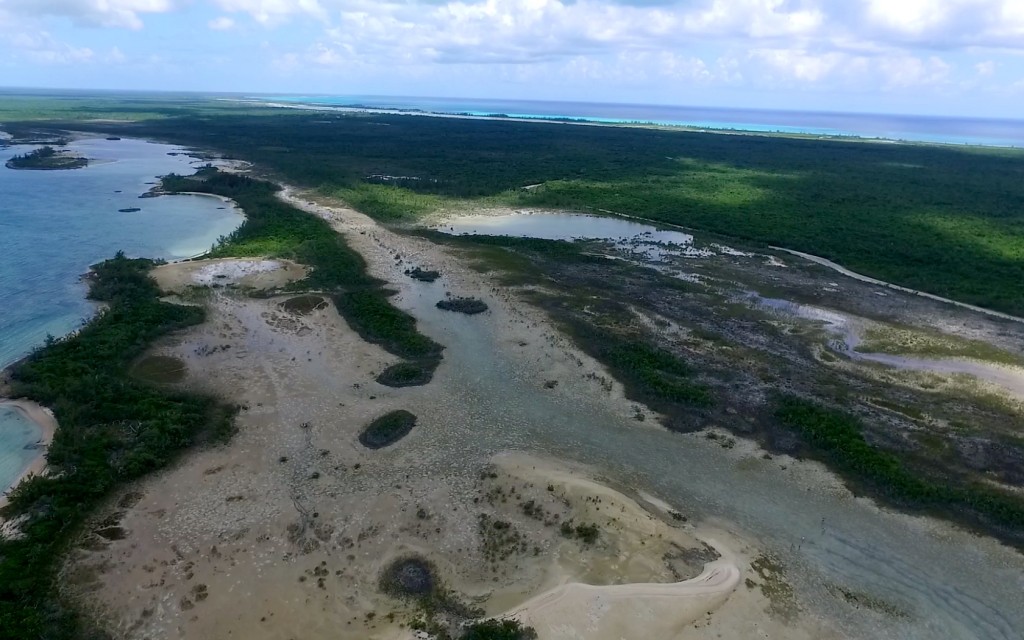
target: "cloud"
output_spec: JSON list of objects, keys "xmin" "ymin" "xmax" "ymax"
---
[
  {"xmin": 208, "ymin": 16, "xmax": 236, "ymax": 30},
  {"xmin": 6, "ymin": 31, "xmax": 96, "ymax": 63},
  {"xmin": 975, "ymin": 60, "xmax": 996, "ymax": 76},
  {"xmin": 4, "ymin": 0, "xmax": 179, "ymax": 29},
  {"xmin": 213, "ymin": 0, "xmax": 328, "ymax": 25},
  {"xmin": 877, "ymin": 54, "xmax": 951, "ymax": 88}
]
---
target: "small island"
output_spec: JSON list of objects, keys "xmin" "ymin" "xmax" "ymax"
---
[{"xmin": 6, "ymin": 146, "xmax": 88, "ymax": 170}]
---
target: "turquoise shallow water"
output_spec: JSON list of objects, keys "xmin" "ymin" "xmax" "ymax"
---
[
  {"xmin": 259, "ymin": 95, "xmax": 1024, "ymax": 147},
  {"xmin": 0, "ymin": 135, "xmax": 243, "ymax": 492},
  {"xmin": 0, "ymin": 407, "xmax": 41, "ymax": 497}
]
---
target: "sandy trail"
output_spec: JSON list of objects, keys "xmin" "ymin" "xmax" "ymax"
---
[
  {"xmin": 0, "ymin": 399, "xmax": 57, "ymax": 509},
  {"xmin": 771, "ymin": 247, "xmax": 1024, "ymax": 324}
]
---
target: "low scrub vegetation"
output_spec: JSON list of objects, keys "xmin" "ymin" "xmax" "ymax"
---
[{"xmin": 775, "ymin": 395, "xmax": 1024, "ymax": 535}]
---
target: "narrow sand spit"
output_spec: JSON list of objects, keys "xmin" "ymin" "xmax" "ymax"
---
[
  {"xmin": 0, "ymin": 399, "xmax": 57, "ymax": 510},
  {"xmin": 502, "ymin": 561, "xmax": 741, "ymax": 640}
]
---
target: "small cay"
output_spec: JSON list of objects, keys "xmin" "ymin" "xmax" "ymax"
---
[{"xmin": 6, "ymin": 146, "xmax": 88, "ymax": 170}]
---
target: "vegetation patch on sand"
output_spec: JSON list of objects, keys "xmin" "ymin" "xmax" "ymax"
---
[
  {"xmin": 855, "ymin": 324, "xmax": 1024, "ymax": 368},
  {"xmin": 407, "ymin": 267, "xmax": 441, "ymax": 282},
  {"xmin": 6, "ymin": 145, "xmax": 87, "ymax": 170},
  {"xmin": 437, "ymin": 297, "xmax": 489, "ymax": 315},
  {"xmin": 376, "ymin": 361, "xmax": 436, "ymax": 387},
  {"xmin": 130, "ymin": 354, "xmax": 188, "ymax": 384},
  {"xmin": 359, "ymin": 410, "xmax": 417, "ymax": 449},
  {"xmin": 0, "ymin": 253, "xmax": 235, "ymax": 638}
]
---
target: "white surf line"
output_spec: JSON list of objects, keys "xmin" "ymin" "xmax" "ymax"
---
[{"xmin": 770, "ymin": 247, "xmax": 1024, "ymax": 325}]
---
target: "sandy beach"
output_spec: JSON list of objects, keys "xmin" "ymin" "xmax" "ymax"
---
[{"xmin": 0, "ymin": 399, "xmax": 57, "ymax": 509}]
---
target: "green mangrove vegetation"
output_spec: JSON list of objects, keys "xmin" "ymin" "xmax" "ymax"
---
[{"xmin": 0, "ymin": 254, "xmax": 235, "ymax": 639}]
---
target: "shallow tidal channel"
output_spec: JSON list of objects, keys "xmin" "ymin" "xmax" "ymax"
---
[{"xmin": 409, "ymin": 213, "xmax": 1024, "ymax": 639}]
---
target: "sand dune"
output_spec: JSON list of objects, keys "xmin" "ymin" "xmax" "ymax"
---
[{"xmin": 502, "ymin": 560, "xmax": 740, "ymax": 640}]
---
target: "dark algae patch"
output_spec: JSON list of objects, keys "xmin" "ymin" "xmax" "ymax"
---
[
  {"xmin": 437, "ymin": 297, "xmax": 489, "ymax": 315},
  {"xmin": 359, "ymin": 410, "xmax": 417, "ymax": 449},
  {"xmin": 406, "ymin": 267, "xmax": 441, "ymax": 282},
  {"xmin": 131, "ymin": 354, "xmax": 188, "ymax": 384},
  {"xmin": 6, "ymin": 145, "xmax": 87, "ymax": 170},
  {"xmin": 380, "ymin": 555, "xmax": 532, "ymax": 640},
  {"xmin": 376, "ymin": 361, "xmax": 436, "ymax": 387},
  {"xmin": 280, "ymin": 294, "xmax": 327, "ymax": 315},
  {"xmin": 380, "ymin": 556, "xmax": 436, "ymax": 597}
]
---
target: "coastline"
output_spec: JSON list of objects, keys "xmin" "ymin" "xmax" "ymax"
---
[
  {"xmin": 236, "ymin": 98, "xmax": 1024, "ymax": 149},
  {"xmin": 0, "ymin": 399, "xmax": 57, "ymax": 510}
]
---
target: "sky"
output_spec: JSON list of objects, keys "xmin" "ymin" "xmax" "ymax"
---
[{"xmin": 1, "ymin": 0, "xmax": 1023, "ymax": 117}]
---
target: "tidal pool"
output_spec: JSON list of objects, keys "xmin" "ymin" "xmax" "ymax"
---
[
  {"xmin": 436, "ymin": 211, "xmax": 727, "ymax": 259},
  {"xmin": 0, "ymin": 407, "xmax": 43, "ymax": 497}
]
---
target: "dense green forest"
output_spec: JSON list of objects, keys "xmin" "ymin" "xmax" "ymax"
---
[
  {"xmin": 27, "ymin": 102, "xmax": 1021, "ymax": 315},
  {"xmin": 0, "ymin": 255, "xmax": 234, "ymax": 639}
]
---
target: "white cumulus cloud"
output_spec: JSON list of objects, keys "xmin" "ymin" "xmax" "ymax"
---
[
  {"xmin": 208, "ymin": 16, "xmax": 236, "ymax": 30},
  {"xmin": 4, "ymin": 0, "xmax": 179, "ymax": 29}
]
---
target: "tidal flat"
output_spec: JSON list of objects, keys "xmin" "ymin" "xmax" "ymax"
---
[{"xmin": 53, "ymin": 180, "xmax": 1024, "ymax": 640}]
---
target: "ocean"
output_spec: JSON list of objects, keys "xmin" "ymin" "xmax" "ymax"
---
[
  {"xmin": 0, "ymin": 136, "xmax": 242, "ymax": 492},
  {"xmin": 257, "ymin": 95, "xmax": 1024, "ymax": 147}
]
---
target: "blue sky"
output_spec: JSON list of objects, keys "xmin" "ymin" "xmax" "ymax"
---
[{"xmin": 1, "ymin": 0, "xmax": 1023, "ymax": 117}]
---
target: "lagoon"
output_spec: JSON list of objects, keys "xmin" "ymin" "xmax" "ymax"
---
[{"xmin": 0, "ymin": 135, "xmax": 242, "ymax": 493}]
